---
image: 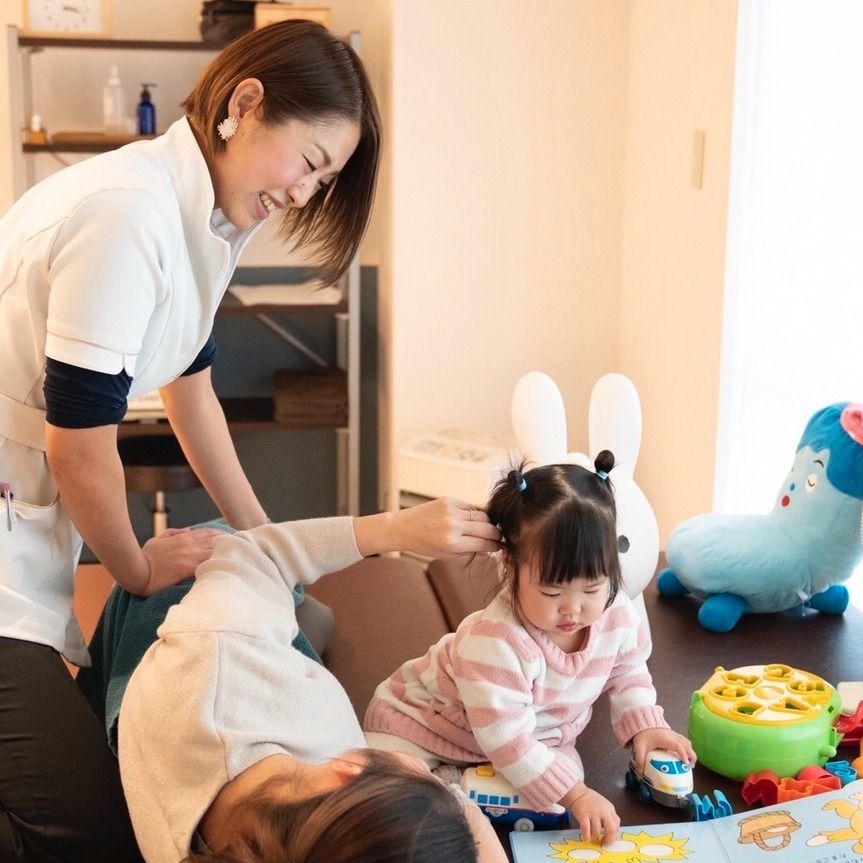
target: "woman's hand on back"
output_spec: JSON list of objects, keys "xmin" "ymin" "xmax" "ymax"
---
[{"xmin": 139, "ymin": 527, "xmax": 223, "ymax": 596}]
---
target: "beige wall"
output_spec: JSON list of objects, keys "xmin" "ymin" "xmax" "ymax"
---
[
  {"xmin": 386, "ymin": 0, "xmax": 630, "ymax": 508},
  {"xmin": 386, "ymin": 0, "xmax": 738, "ymax": 535},
  {"xmin": 617, "ymin": 0, "xmax": 737, "ymax": 540},
  {"xmin": 2, "ymin": 0, "xmax": 740, "ymax": 538},
  {"xmin": 0, "ymin": 0, "xmax": 22, "ymax": 205}
]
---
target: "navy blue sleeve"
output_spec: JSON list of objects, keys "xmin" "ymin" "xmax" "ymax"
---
[
  {"xmin": 182, "ymin": 333, "xmax": 217, "ymax": 377},
  {"xmin": 45, "ymin": 335, "xmax": 216, "ymax": 427},
  {"xmin": 44, "ymin": 358, "xmax": 132, "ymax": 428}
]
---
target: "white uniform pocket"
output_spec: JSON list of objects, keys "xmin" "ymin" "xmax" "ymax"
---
[{"xmin": 0, "ymin": 440, "xmax": 87, "ymax": 665}]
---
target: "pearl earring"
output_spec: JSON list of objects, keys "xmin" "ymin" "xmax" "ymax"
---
[{"xmin": 217, "ymin": 115, "xmax": 238, "ymax": 141}]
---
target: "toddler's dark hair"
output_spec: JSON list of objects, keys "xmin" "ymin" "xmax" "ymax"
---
[{"xmin": 486, "ymin": 450, "xmax": 621, "ymax": 606}]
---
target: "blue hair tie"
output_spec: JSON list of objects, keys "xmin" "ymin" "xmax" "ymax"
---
[
  {"xmin": 517, "ymin": 477, "xmax": 527, "ymax": 492},
  {"xmin": 596, "ymin": 470, "xmax": 609, "ymax": 481}
]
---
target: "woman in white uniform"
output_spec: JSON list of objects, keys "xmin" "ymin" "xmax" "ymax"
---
[{"xmin": 0, "ymin": 20, "xmax": 381, "ymax": 862}]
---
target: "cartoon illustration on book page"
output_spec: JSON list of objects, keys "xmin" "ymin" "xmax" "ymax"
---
[
  {"xmin": 511, "ymin": 780, "xmax": 863, "ymax": 863},
  {"xmin": 736, "ymin": 811, "xmax": 802, "ymax": 851},
  {"xmin": 806, "ymin": 791, "xmax": 863, "ymax": 854},
  {"xmin": 547, "ymin": 831, "xmax": 691, "ymax": 862}
]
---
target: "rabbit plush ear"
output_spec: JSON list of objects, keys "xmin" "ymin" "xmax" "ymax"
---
[
  {"xmin": 589, "ymin": 373, "xmax": 643, "ymax": 475},
  {"xmin": 512, "ymin": 372, "xmax": 567, "ymax": 467},
  {"xmin": 588, "ymin": 373, "xmax": 658, "ymax": 628}
]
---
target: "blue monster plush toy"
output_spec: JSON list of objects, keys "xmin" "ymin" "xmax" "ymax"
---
[{"xmin": 658, "ymin": 402, "xmax": 863, "ymax": 632}]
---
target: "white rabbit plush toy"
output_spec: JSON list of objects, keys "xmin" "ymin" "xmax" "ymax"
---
[{"xmin": 511, "ymin": 371, "xmax": 660, "ymax": 626}]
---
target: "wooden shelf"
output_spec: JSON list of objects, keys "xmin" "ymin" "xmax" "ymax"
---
[
  {"xmin": 17, "ymin": 36, "xmax": 215, "ymax": 153},
  {"xmin": 25, "ymin": 132, "xmax": 156, "ymax": 153},
  {"xmin": 120, "ymin": 395, "xmax": 348, "ymax": 438},
  {"xmin": 18, "ymin": 36, "xmax": 216, "ymax": 51},
  {"xmin": 218, "ymin": 291, "xmax": 347, "ymax": 316}
]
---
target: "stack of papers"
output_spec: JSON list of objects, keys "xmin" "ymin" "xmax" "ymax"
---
[{"xmin": 227, "ymin": 282, "xmax": 342, "ymax": 306}]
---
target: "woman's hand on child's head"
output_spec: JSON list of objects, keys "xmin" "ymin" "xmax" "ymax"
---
[
  {"xmin": 631, "ymin": 728, "xmax": 697, "ymax": 773},
  {"xmin": 354, "ymin": 498, "xmax": 502, "ymax": 557},
  {"xmin": 397, "ymin": 497, "xmax": 502, "ymax": 556},
  {"xmin": 561, "ymin": 783, "xmax": 620, "ymax": 845}
]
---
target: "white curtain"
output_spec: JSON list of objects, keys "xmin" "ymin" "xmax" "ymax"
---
[{"xmin": 715, "ymin": 0, "xmax": 863, "ymax": 517}]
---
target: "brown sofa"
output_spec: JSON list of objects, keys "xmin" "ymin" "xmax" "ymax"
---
[
  {"xmin": 71, "ymin": 552, "xmax": 499, "ymax": 705},
  {"xmin": 75, "ymin": 553, "xmax": 863, "ymax": 837},
  {"xmin": 306, "ymin": 553, "xmax": 499, "ymax": 719}
]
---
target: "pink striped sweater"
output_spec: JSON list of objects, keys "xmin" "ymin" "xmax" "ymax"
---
[{"xmin": 364, "ymin": 589, "xmax": 668, "ymax": 811}]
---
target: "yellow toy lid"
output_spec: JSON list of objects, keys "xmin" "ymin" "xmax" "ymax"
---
[{"xmin": 699, "ymin": 663, "xmax": 833, "ymax": 726}]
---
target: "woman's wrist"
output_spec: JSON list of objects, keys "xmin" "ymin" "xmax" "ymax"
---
[
  {"xmin": 353, "ymin": 510, "xmax": 399, "ymax": 557},
  {"xmin": 224, "ymin": 501, "xmax": 269, "ymax": 530},
  {"xmin": 112, "ymin": 549, "xmax": 152, "ymax": 597}
]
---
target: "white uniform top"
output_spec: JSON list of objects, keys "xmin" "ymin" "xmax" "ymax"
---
[
  {"xmin": 119, "ymin": 517, "xmax": 367, "ymax": 863},
  {"xmin": 0, "ymin": 118, "xmax": 259, "ymax": 665}
]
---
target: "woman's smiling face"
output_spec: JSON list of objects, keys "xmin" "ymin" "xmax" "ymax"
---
[{"xmin": 211, "ymin": 80, "xmax": 360, "ymax": 230}]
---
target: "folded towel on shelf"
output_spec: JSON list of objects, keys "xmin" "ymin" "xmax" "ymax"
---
[{"xmin": 273, "ymin": 368, "xmax": 348, "ymax": 427}]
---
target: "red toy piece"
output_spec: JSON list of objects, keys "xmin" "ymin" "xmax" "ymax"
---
[
  {"xmin": 742, "ymin": 764, "xmax": 848, "ymax": 807},
  {"xmin": 835, "ymin": 700, "xmax": 863, "ymax": 746},
  {"xmin": 742, "ymin": 770, "xmax": 780, "ymax": 807},
  {"xmin": 797, "ymin": 765, "xmax": 835, "ymax": 783}
]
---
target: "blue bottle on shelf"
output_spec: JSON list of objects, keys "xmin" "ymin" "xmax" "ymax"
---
[{"xmin": 137, "ymin": 83, "xmax": 157, "ymax": 136}]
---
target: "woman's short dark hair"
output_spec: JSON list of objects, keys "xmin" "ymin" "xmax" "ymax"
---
[
  {"xmin": 487, "ymin": 451, "xmax": 622, "ymax": 606},
  {"xmin": 183, "ymin": 752, "xmax": 477, "ymax": 863},
  {"xmin": 183, "ymin": 19, "xmax": 382, "ymax": 285}
]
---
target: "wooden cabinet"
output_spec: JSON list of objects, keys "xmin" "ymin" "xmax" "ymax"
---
[{"xmin": 123, "ymin": 268, "xmax": 362, "ymax": 516}]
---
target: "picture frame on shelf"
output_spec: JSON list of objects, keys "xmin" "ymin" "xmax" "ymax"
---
[{"xmin": 22, "ymin": 0, "xmax": 110, "ymax": 37}]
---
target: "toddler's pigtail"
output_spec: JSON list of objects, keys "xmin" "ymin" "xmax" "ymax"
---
[
  {"xmin": 594, "ymin": 450, "xmax": 615, "ymax": 483},
  {"xmin": 509, "ymin": 468, "xmax": 528, "ymax": 494}
]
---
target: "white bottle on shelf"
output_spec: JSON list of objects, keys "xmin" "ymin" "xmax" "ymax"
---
[{"xmin": 102, "ymin": 65, "xmax": 126, "ymax": 133}]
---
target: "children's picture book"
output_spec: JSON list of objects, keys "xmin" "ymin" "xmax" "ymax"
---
[{"xmin": 510, "ymin": 778, "xmax": 863, "ymax": 863}]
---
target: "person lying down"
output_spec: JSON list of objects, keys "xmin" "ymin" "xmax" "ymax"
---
[{"xmin": 109, "ymin": 499, "xmax": 509, "ymax": 863}]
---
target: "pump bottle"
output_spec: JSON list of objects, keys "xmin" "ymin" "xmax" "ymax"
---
[
  {"xmin": 102, "ymin": 65, "xmax": 125, "ymax": 133},
  {"xmin": 137, "ymin": 83, "xmax": 157, "ymax": 136}
]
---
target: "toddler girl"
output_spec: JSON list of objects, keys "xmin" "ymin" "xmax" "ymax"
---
[{"xmin": 365, "ymin": 453, "xmax": 695, "ymax": 844}]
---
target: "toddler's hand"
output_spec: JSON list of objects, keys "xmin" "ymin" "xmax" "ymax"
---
[
  {"xmin": 632, "ymin": 728, "xmax": 697, "ymax": 773},
  {"xmin": 561, "ymin": 783, "xmax": 620, "ymax": 845}
]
